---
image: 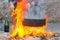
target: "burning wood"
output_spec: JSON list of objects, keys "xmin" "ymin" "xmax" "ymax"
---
[{"xmin": 8, "ymin": 0, "xmax": 54, "ymax": 39}]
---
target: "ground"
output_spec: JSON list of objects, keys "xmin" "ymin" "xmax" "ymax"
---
[{"xmin": 0, "ymin": 23, "xmax": 60, "ymax": 40}]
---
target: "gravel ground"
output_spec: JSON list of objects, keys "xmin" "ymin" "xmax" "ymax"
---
[
  {"xmin": 0, "ymin": 23, "xmax": 60, "ymax": 40},
  {"xmin": 46, "ymin": 23, "xmax": 60, "ymax": 33}
]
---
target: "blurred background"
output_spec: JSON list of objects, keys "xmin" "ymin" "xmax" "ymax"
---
[{"xmin": 0, "ymin": 0, "xmax": 60, "ymax": 33}]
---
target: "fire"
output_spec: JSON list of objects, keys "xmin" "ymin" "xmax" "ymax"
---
[{"xmin": 8, "ymin": 0, "xmax": 53, "ymax": 39}]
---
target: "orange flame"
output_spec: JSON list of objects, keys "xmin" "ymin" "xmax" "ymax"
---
[{"xmin": 8, "ymin": 0, "xmax": 53, "ymax": 39}]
